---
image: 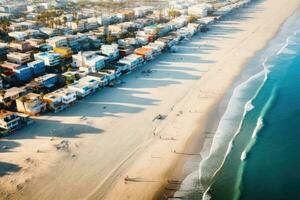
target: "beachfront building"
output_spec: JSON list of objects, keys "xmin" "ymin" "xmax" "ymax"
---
[
  {"xmin": 0, "ymin": 87, "xmax": 27, "ymax": 105},
  {"xmin": 156, "ymin": 36, "xmax": 176, "ymax": 49},
  {"xmin": 68, "ymin": 81, "xmax": 92, "ymax": 98},
  {"xmin": 27, "ymin": 60, "xmax": 46, "ymax": 76},
  {"xmin": 134, "ymin": 47, "xmax": 154, "ymax": 61},
  {"xmin": 103, "ymin": 65, "xmax": 122, "ymax": 78},
  {"xmin": 72, "ymin": 51, "xmax": 106, "ymax": 73},
  {"xmin": 109, "ymin": 62, "xmax": 130, "ymax": 73},
  {"xmin": 16, "ymin": 93, "xmax": 46, "ymax": 115},
  {"xmin": 87, "ymin": 72, "xmax": 109, "ymax": 87},
  {"xmin": 98, "ymin": 69, "xmax": 117, "ymax": 83},
  {"xmin": 145, "ymin": 42, "xmax": 163, "ymax": 53},
  {"xmin": 7, "ymin": 52, "xmax": 31, "ymax": 64},
  {"xmin": 0, "ymin": 110, "xmax": 21, "ymax": 130},
  {"xmin": 101, "ymin": 44, "xmax": 120, "ymax": 61},
  {"xmin": 78, "ymin": 76, "xmax": 100, "ymax": 91},
  {"xmin": 43, "ymin": 92, "xmax": 65, "ymax": 112},
  {"xmin": 34, "ymin": 52, "xmax": 61, "ymax": 67},
  {"xmin": 43, "ymin": 88, "xmax": 76, "ymax": 112},
  {"xmin": 54, "ymin": 88, "xmax": 77, "ymax": 105},
  {"xmin": 46, "ymin": 36, "xmax": 68, "ymax": 48},
  {"xmin": 118, "ymin": 54, "xmax": 144, "ymax": 70}
]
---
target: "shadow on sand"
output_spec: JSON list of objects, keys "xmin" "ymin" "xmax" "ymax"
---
[{"xmin": 0, "ymin": 0, "xmax": 266, "ymax": 183}]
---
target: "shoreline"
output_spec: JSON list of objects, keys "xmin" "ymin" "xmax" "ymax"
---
[
  {"xmin": 102, "ymin": 0, "xmax": 300, "ymax": 199},
  {"xmin": 200, "ymin": 8, "xmax": 300, "ymax": 199},
  {"xmin": 0, "ymin": 0, "xmax": 300, "ymax": 199},
  {"xmin": 166, "ymin": 3, "xmax": 300, "ymax": 200},
  {"xmin": 168, "ymin": 4, "xmax": 300, "ymax": 200}
]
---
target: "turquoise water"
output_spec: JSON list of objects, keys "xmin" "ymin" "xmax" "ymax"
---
[{"xmin": 187, "ymin": 8, "xmax": 300, "ymax": 200}]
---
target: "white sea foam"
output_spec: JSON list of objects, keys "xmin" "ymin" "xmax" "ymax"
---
[
  {"xmin": 293, "ymin": 28, "xmax": 300, "ymax": 36},
  {"xmin": 199, "ymin": 56, "xmax": 271, "ymax": 200},
  {"xmin": 192, "ymin": 13, "xmax": 300, "ymax": 200},
  {"xmin": 277, "ymin": 37, "xmax": 290, "ymax": 55},
  {"xmin": 276, "ymin": 29, "xmax": 300, "ymax": 55},
  {"xmin": 234, "ymin": 89, "xmax": 276, "ymax": 200},
  {"xmin": 279, "ymin": 48, "xmax": 297, "ymax": 55},
  {"xmin": 251, "ymin": 117, "xmax": 264, "ymax": 139},
  {"xmin": 245, "ymin": 101, "xmax": 255, "ymax": 112},
  {"xmin": 202, "ymin": 192, "xmax": 211, "ymax": 200},
  {"xmin": 240, "ymin": 150, "xmax": 247, "ymax": 161}
]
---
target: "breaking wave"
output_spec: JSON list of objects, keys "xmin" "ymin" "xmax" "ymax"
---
[{"xmin": 200, "ymin": 57, "xmax": 271, "ymax": 200}]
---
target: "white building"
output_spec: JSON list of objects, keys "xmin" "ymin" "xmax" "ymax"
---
[
  {"xmin": 46, "ymin": 36, "xmax": 68, "ymax": 48},
  {"xmin": 101, "ymin": 44, "xmax": 119, "ymax": 61},
  {"xmin": 187, "ymin": 3, "xmax": 213, "ymax": 18},
  {"xmin": 34, "ymin": 52, "xmax": 61, "ymax": 67},
  {"xmin": 16, "ymin": 93, "xmax": 47, "ymax": 116},
  {"xmin": 72, "ymin": 51, "xmax": 106, "ymax": 72},
  {"xmin": 68, "ymin": 81, "xmax": 92, "ymax": 98},
  {"xmin": 7, "ymin": 52, "xmax": 31, "ymax": 64},
  {"xmin": 118, "ymin": 54, "xmax": 144, "ymax": 70},
  {"xmin": 43, "ymin": 88, "xmax": 76, "ymax": 112},
  {"xmin": 8, "ymin": 31, "xmax": 28, "ymax": 41},
  {"xmin": 0, "ymin": 110, "xmax": 21, "ymax": 130}
]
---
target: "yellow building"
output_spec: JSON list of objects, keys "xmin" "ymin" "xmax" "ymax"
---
[{"xmin": 53, "ymin": 47, "xmax": 73, "ymax": 58}]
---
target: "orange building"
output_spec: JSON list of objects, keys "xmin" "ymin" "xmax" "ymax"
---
[{"xmin": 134, "ymin": 47, "xmax": 154, "ymax": 61}]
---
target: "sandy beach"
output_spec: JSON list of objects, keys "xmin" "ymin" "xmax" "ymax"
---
[{"xmin": 0, "ymin": 0, "xmax": 299, "ymax": 199}]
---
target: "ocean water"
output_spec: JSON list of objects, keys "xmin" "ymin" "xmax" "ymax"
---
[{"xmin": 184, "ymin": 8, "xmax": 300, "ymax": 200}]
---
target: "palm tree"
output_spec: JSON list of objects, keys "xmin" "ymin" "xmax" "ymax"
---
[
  {"xmin": 19, "ymin": 96, "xmax": 28, "ymax": 114},
  {"xmin": 63, "ymin": 16, "xmax": 67, "ymax": 26},
  {"xmin": 0, "ymin": 19, "xmax": 10, "ymax": 33},
  {"xmin": 0, "ymin": 90, "xmax": 6, "ymax": 103}
]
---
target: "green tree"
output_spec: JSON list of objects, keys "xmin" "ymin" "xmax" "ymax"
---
[
  {"xmin": 0, "ymin": 19, "xmax": 11, "ymax": 33},
  {"xmin": 188, "ymin": 15, "xmax": 198, "ymax": 23},
  {"xmin": 168, "ymin": 9, "xmax": 181, "ymax": 19},
  {"xmin": 106, "ymin": 31, "xmax": 116, "ymax": 44},
  {"xmin": 63, "ymin": 16, "xmax": 67, "ymax": 26}
]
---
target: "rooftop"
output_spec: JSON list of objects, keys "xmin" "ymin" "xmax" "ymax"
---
[
  {"xmin": 35, "ymin": 52, "xmax": 61, "ymax": 59},
  {"xmin": 0, "ymin": 110, "xmax": 17, "ymax": 119}
]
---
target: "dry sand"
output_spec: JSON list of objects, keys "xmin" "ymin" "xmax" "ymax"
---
[{"xmin": 0, "ymin": 0, "xmax": 300, "ymax": 199}]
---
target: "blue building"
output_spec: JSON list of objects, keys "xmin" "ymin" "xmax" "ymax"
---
[
  {"xmin": 14, "ymin": 65, "xmax": 33, "ymax": 82},
  {"xmin": 39, "ymin": 44, "xmax": 53, "ymax": 52},
  {"xmin": 0, "ymin": 62, "xmax": 32, "ymax": 82},
  {"xmin": 34, "ymin": 73, "xmax": 58, "ymax": 88},
  {"xmin": 27, "ymin": 60, "xmax": 46, "ymax": 76}
]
